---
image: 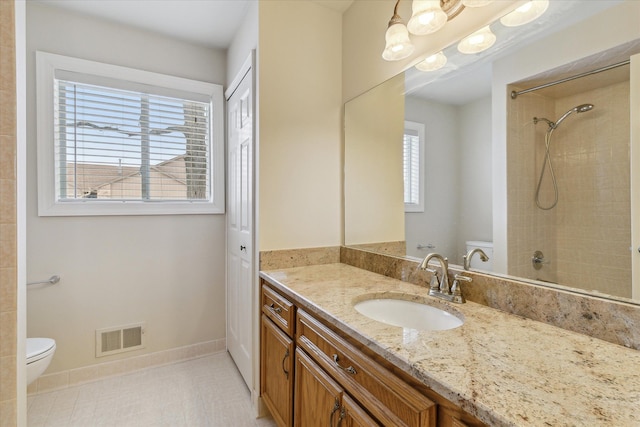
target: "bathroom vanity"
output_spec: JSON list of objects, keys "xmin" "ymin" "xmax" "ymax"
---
[{"xmin": 259, "ymin": 263, "xmax": 640, "ymax": 427}]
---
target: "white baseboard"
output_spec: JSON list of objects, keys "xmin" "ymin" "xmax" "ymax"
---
[{"xmin": 27, "ymin": 339, "xmax": 226, "ymax": 395}]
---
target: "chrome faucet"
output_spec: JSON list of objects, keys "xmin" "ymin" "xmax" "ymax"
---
[
  {"xmin": 418, "ymin": 253, "xmax": 450, "ymax": 294},
  {"xmin": 418, "ymin": 253, "xmax": 469, "ymax": 303},
  {"xmin": 463, "ymin": 248, "xmax": 489, "ymax": 271}
]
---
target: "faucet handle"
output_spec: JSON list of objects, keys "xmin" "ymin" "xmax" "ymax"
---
[
  {"xmin": 451, "ymin": 274, "xmax": 472, "ymax": 303},
  {"xmin": 424, "ymin": 268, "xmax": 439, "ymax": 290}
]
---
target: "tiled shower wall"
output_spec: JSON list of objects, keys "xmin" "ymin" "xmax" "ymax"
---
[
  {"xmin": 507, "ymin": 88, "xmax": 558, "ymax": 283},
  {"xmin": 507, "ymin": 79, "xmax": 631, "ymax": 298},
  {"xmin": 0, "ymin": 0, "xmax": 17, "ymax": 425},
  {"xmin": 554, "ymin": 81, "xmax": 631, "ymax": 296}
]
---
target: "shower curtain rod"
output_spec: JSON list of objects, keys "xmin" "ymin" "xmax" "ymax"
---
[{"xmin": 510, "ymin": 59, "xmax": 631, "ymax": 99}]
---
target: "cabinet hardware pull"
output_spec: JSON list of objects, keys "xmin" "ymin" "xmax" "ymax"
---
[
  {"xmin": 337, "ymin": 406, "xmax": 346, "ymax": 426},
  {"xmin": 329, "ymin": 399, "xmax": 340, "ymax": 427},
  {"xmin": 282, "ymin": 348, "xmax": 290, "ymax": 379},
  {"xmin": 269, "ymin": 303, "xmax": 282, "ymax": 314},
  {"xmin": 332, "ymin": 354, "xmax": 357, "ymax": 375}
]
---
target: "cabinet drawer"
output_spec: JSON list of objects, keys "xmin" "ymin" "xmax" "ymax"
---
[
  {"xmin": 296, "ymin": 310, "xmax": 436, "ymax": 427},
  {"xmin": 262, "ymin": 284, "xmax": 295, "ymax": 337}
]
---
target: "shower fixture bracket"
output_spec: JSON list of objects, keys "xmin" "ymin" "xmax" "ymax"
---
[{"xmin": 532, "ymin": 250, "xmax": 549, "ymax": 270}]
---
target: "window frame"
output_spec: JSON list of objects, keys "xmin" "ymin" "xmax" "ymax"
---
[
  {"xmin": 36, "ymin": 51, "xmax": 225, "ymax": 216},
  {"xmin": 403, "ymin": 120, "xmax": 425, "ymax": 213}
]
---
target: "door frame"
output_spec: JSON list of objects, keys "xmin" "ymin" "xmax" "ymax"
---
[
  {"xmin": 225, "ymin": 50, "xmax": 262, "ymax": 412},
  {"xmin": 15, "ymin": 1, "xmax": 28, "ymax": 424},
  {"xmin": 631, "ymin": 53, "xmax": 640, "ymax": 299}
]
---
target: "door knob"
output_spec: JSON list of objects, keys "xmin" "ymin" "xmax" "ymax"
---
[{"xmin": 240, "ymin": 245, "xmax": 246, "ymax": 252}]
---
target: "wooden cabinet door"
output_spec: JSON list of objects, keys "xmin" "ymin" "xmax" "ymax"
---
[
  {"xmin": 261, "ymin": 315, "xmax": 294, "ymax": 427},
  {"xmin": 297, "ymin": 310, "xmax": 435, "ymax": 426},
  {"xmin": 338, "ymin": 394, "xmax": 380, "ymax": 427},
  {"xmin": 294, "ymin": 349, "xmax": 344, "ymax": 427}
]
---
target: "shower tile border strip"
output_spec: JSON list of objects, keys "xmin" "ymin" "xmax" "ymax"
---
[{"xmin": 27, "ymin": 338, "xmax": 226, "ymax": 395}]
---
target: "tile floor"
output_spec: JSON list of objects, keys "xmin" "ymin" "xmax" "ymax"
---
[{"xmin": 27, "ymin": 352, "xmax": 277, "ymax": 426}]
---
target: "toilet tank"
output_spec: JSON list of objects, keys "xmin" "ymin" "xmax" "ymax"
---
[{"xmin": 465, "ymin": 241, "xmax": 493, "ymax": 271}]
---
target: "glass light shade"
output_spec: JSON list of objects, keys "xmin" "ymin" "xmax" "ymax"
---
[
  {"xmin": 407, "ymin": 1, "xmax": 447, "ymax": 35},
  {"xmin": 500, "ymin": 0, "xmax": 549, "ymax": 27},
  {"xmin": 457, "ymin": 26, "xmax": 496, "ymax": 54},
  {"xmin": 462, "ymin": 0, "xmax": 493, "ymax": 7},
  {"xmin": 382, "ymin": 22, "xmax": 415, "ymax": 61},
  {"xmin": 416, "ymin": 51, "xmax": 447, "ymax": 71}
]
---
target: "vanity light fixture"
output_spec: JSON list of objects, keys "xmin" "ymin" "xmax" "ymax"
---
[
  {"xmin": 461, "ymin": 0, "xmax": 493, "ymax": 7},
  {"xmin": 407, "ymin": 1, "xmax": 448, "ymax": 36},
  {"xmin": 383, "ymin": 0, "xmax": 549, "ymax": 62},
  {"xmin": 457, "ymin": 25, "xmax": 496, "ymax": 54},
  {"xmin": 415, "ymin": 51, "xmax": 447, "ymax": 71},
  {"xmin": 382, "ymin": 0, "xmax": 415, "ymax": 61},
  {"xmin": 500, "ymin": 0, "xmax": 549, "ymax": 27}
]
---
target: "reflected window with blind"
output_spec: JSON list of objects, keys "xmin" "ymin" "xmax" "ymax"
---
[
  {"xmin": 403, "ymin": 121, "xmax": 425, "ymax": 213},
  {"xmin": 37, "ymin": 52, "xmax": 224, "ymax": 216}
]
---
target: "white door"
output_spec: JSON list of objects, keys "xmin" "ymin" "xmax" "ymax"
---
[
  {"xmin": 226, "ymin": 57, "xmax": 254, "ymax": 388},
  {"xmin": 631, "ymin": 53, "xmax": 640, "ymax": 299}
]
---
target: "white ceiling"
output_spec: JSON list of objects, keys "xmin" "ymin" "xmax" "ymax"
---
[
  {"xmin": 33, "ymin": 0, "xmax": 250, "ymax": 49},
  {"xmin": 32, "ymin": 0, "xmax": 353, "ymax": 50}
]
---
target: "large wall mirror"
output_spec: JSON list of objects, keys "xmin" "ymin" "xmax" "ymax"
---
[{"xmin": 344, "ymin": 0, "xmax": 640, "ymax": 304}]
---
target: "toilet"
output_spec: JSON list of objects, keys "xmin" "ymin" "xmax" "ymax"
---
[
  {"xmin": 26, "ymin": 338, "xmax": 56, "ymax": 385},
  {"xmin": 465, "ymin": 241, "xmax": 494, "ymax": 271}
]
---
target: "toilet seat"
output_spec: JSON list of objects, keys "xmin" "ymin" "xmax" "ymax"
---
[{"xmin": 27, "ymin": 338, "xmax": 56, "ymax": 364}]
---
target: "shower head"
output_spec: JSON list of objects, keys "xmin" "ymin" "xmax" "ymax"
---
[
  {"xmin": 576, "ymin": 103, "xmax": 594, "ymax": 113},
  {"xmin": 553, "ymin": 103, "xmax": 594, "ymax": 128}
]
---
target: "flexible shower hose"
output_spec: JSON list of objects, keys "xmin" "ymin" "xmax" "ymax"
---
[{"xmin": 534, "ymin": 126, "xmax": 558, "ymax": 210}]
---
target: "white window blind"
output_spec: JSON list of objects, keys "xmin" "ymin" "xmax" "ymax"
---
[
  {"xmin": 55, "ymin": 80, "xmax": 210, "ymax": 201},
  {"xmin": 403, "ymin": 130, "xmax": 420, "ymax": 205},
  {"xmin": 36, "ymin": 52, "xmax": 224, "ymax": 216},
  {"xmin": 404, "ymin": 121, "xmax": 425, "ymax": 212}
]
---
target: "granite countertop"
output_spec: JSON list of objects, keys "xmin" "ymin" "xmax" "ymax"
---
[{"xmin": 259, "ymin": 263, "xmax": 640, "ymax": 427}]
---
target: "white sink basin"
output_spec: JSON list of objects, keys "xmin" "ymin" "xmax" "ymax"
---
[{"xmin": 354, "ymin": 298, "xmax": 463, "ymax": 331}]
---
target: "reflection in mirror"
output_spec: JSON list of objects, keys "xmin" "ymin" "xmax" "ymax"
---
[
  {"xmin": 507, "ymin": 47, "xmax": 634, "ymax": 299},
  {"xmin": 344, "ymin": 0, "xmax": 640, "ymax": 303},
  {"xmin": 344, "ymin": 74, "xmax": 405, "ymax": 249}
]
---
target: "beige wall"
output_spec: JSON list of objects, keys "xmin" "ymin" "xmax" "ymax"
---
[
  {"xmin": 1, "ymin": 1, "xmax": 17, "ymax": 423},
  {"xmin": 344, "ymin": 74, "xmax": 405, "ymax": 245},
  {"xmin": 258, "ymin": 1, "xmax": 342, "ymax": 251},
  {"xmin": 25, "ymin": 3, "xmax": 228, "ymax": 373}
]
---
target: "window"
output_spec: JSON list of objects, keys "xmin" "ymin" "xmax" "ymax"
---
[
  {"xmin": 36, "ymin": 52, "xmax": 224, "ymax": 216},
  {"xmin": 403, "ymin": 121, "xmax": 425, "ymax": 212}
]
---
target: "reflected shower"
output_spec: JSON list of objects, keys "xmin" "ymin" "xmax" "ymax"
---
[{"xmin": 533, "ymin": 103, "xmax": 594, "ymax": 210}]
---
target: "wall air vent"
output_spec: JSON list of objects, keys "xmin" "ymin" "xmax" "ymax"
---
[{"xmin": 96, "ymin": 322, "xmax": 146, "ymax": 357}]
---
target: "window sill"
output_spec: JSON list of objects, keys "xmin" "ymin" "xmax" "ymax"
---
[{"xmin": 38, "ymin": 200, "xmax": 224, "ymax": 217}]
